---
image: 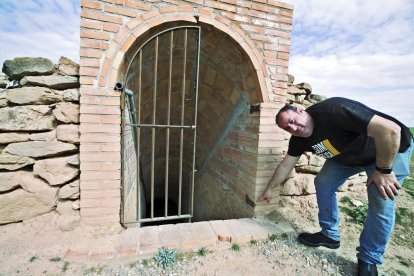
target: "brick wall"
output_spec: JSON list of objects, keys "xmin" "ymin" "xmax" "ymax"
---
[{"xmin": 79, "ymin": 0, "xmax": 293, "ymax": 225}]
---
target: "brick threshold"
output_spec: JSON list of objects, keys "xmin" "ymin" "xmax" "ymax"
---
[{"xmin": 64, "ymin": 217, "xmax": 295, "ymax": 263}]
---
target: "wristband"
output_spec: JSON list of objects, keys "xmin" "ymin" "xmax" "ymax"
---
[{"xmin": 375, "ymin": 166, "xmax": 392, "ymax": 174}]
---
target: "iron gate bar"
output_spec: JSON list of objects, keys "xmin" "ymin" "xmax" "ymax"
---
[
  {"xmin": 150, "ymin": 36, "xmax": 159, "ymax": 219},
  {"xmin": 125, "ymin": 123, "xmax": 195, "ymax": 128},
  {"xmin": 123, "ymin": 214, "xmax": 192, "ymax": 224},
  {"xmin": 190, "ymin": 25, "xmax": 201, "ymax": 217},
  {"xmin": 124, "ymin": 26, "xmax": 200, "ymax": 76},
  {"xmin": 137, "ymin": 50, "xmax": 142, "ymax": 221},
  {"xmin": 165, "ymin": 30, "xmax": 173, "ymax": 218},
  {"xmin": 121, "ymin": 26, "xmax": 201, "ymax": 226},
  {"xmin": 178, "ymin": 29, "xmax": 188, "ymax": 216}
]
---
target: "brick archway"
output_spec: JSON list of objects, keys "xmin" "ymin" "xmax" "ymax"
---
[
  {"xmin": 97, "ymin": 7, "xmax": 270, "ymax": 103},
  {"xmin": 79, "ymin": 1, "xmax": 293, "ymax": 225}
]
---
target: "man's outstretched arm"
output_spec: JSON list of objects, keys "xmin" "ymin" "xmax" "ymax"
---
[
  {"xmin": 257, "ymin": 154, "xmax": 299, "ymax": 203},
  {"xmin": 367, "ymin": 114, "xmax": 401, "ymax": 199}
]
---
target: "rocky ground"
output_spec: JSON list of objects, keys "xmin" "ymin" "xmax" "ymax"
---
[
  {"xmin": 2, "ymin": 134, "xmax": 413, "ymax": 276},
  {"xmin": 1, "ymin": 177, "xmax": 413, "ymax": 276}
]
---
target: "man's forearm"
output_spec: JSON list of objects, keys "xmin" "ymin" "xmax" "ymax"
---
[
  {"xmin": 264, "ymin": 154, "xmax": 299, "ymax": 191},
  {"xmin": 265, "ymin": 164, "xmax": 292, "ymax": 191},
  {"xmin": 367, "ymin": 115, "xmax": 401, "ymax": 168},
  {"xmin": 374, "ymin": 132, "xmax": 400, "ymax": 168}
]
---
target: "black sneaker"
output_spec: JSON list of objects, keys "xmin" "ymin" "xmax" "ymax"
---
[
  {"xmin": 298, "ymin": 232, "xmax": 340, "ymax": 249},
  {"xmin": 358, "ymin": 259, "xmax": 378, "ymax": 276}
]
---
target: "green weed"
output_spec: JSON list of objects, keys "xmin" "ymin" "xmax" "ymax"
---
[
  {"xmin": 395, "ymin": 208, "xmax": 414, "ymax": 227},
  {"xmin": 154, "ymin": 247, "xmax": 177, "ymax": 269},
  {"xmin": 62, "ymin": 261, "xmax": 70, "ymax": 272},
  {"xmin": 84, "ymin": 266, "xmax": 104, "ymax": 275},
  {"xmin": 141, "ymin": 259, "xmax": 149, "ymax": 267},
  {"xmin": 197, "ymin": 247, "xmax": 209, "ymax": 257},
  {"xmin": 403, "ymin": 177, "xmax": 414, "ymax": 198},
  {"xmin": 49, "ymin": 257, "xmax": 62, "ymax": 262},
  {"xmin": 231, "ymin": 243, "xmax": 241, "ymax": 252},
  {"xmin": 83, "ymin": 266, "xmax": 104, "ymax": 275},
  {"xmin": 396, "ymin": 255, "xmax": 410, "ymax": 267},
  {"xmin": 29, "ymin": 256, "xmax": 38, "ymax": 262},
  {"xmin": 395, "ymin": 270, "xmax": 407, "ymax": 276},
  {"xmin": 339, "ymin": 198, "xmax": 368, "ymax": 225},
  {"xmin": 340, "ymin": 195, "xmax": 351, "ymax": 204},
  {"xmin": 268, "ymin": 234, "xmax": 278, "ymax": 242},
  {"xmin": 394, "ymin": 207, "xmax": 414, "ymax": 247},
  {"xmin": 249, "ymin": 239, "xmax": 258, "ymax": 246}
]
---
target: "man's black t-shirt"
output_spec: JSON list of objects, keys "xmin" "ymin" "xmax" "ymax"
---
[{"xmin": 287, "ymin": 97, "xmax": 412, "ymax": 166}]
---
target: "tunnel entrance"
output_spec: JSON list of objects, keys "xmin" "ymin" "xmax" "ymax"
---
[
  {"xmin": 121, "ymin": 26, "xmax": 200, "ymax": 227},
  {"xmin": 120, "ymin": 22, "xmax": 263, "ymax": 227}
]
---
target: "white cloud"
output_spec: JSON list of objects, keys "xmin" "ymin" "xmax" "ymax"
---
[
  {"xmin": 285, "ymin": 0, "xmax": 414, "ymax": 126},
  {"xmin": 290, "ymin": 53, "xmax": 414, "ymax": 125},
  {"xmin": 0, "ymin": 0, "xmax": 412, "ymax": 126},
  {"xmin": 0, "ymin": 0, "xmax": 80, "ymax": 65}
]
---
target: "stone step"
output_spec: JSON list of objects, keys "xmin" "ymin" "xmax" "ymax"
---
[{"xmin": 64, "ymin": 217, "xmax": 295, "ymax": 262}]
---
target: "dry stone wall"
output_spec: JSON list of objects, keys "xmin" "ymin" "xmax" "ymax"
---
[{"xmin": 0, "ymin": 57, "xmax": 81, "ymax": 231}]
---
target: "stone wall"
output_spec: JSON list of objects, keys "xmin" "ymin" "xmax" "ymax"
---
[{"xmin": 0, "ymin": 57, "xmax": 81, "ymax": 231}]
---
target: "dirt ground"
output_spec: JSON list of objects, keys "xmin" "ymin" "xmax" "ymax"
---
[{"xmin": 1, "ymin": 178, "xmax": 413, "ymax": 276}]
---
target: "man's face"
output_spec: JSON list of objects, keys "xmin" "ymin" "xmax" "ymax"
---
[{"xmin": 277, "ymin": 109, "xmax": 314, "ymax": 138}]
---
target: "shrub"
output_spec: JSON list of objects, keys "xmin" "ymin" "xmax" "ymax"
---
[
  {"xmin": 340, "ymin": 196, "xmax": 351, "ymax": 204},
  {"xmin": 339, "ymin": 204, "xmax": 368, "ymax": 225},
  {"xmin": 268, "ymin": 234, "xmax": 278, "ymax": 242},
  {"xmin": 154, "ymin": 247, "xmax": 177, "ymax": 269},
  {"xmin": 249, "ymin": 239, "xmax": 258, "ymax": 246},
  {"xmin": 197, "ymin": 247, "xmax": 209, "ymax": 256},
  {"xmin": 231, "ymin": 243, "xmax": 241, "ymax": 252},
  {"xmin": 141, "ymin": 259, "xmax": 149, "ymax": 267},
  {"xmin": 62, "ymin": 262, "xmax": 70, "ymax": 272}
]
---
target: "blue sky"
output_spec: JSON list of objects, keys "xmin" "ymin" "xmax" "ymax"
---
[
  {"xmin": 0, "ymin": 0, "xmax": 413, "ymax": 125},
  {"xmin": 0, "ymin": 0, "xmax": 80, "ymax": 64}
]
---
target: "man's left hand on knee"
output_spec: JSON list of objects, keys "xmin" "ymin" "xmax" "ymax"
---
[{"xmin": 367, "ymin": 171, "xmax": 401, "ymax": 200}]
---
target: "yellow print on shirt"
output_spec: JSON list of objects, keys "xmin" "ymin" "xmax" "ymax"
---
[{"xmin": 311, "ymin": 139, "xmax": 341, "ymax": 158}]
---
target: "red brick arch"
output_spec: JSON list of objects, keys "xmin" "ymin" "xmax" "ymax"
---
[
  {"xmin": 98, "ymin": 6, "xmax": 270, "ymax": 102},
  {"xmin": 79, "ymin": 1, "xmax": 293, "ymax": 225}
]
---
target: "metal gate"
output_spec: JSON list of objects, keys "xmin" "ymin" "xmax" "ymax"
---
[{"xmin": 120, "ymin": 26, "xmax": 201, "ymax": 226}]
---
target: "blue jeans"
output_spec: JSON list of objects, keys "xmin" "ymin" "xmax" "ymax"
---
[{"xmin": 314, "ymin": 139, "xmax": 413, "ymax": 264}]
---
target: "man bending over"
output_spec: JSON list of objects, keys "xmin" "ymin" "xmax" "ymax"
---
[{"xmin": 258, "ymin": 97, "xmax": 413, "ymax": 276}]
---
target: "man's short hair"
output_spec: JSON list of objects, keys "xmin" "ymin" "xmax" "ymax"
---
[{"xmin": 275, "ymin": 104, "xmax": 298, "ymax": 125}]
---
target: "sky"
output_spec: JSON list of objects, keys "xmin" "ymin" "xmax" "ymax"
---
[{"xmin": 0, "ymin": 0, "xmax": 413, "ymax": 126}]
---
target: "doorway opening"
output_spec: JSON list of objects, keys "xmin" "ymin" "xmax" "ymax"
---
[{"xmin": 120, "ymin": 22, "xmax": 263, "ymax": 227}]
